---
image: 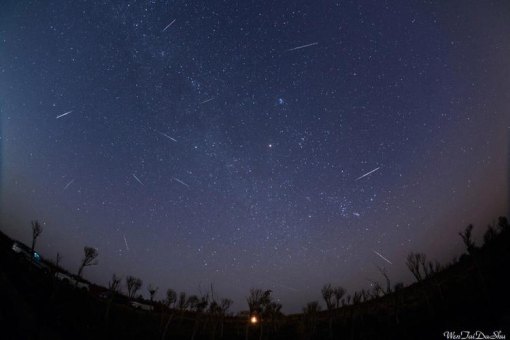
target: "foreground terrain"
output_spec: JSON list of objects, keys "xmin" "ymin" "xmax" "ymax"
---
[{"xmin": 0, "ymin": 221, "xmax": 509, "ymax": 339}]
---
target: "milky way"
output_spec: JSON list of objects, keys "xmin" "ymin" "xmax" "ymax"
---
[{"xmin": 1, "ymin": 0, "xmax": 508, "ymax": 312}]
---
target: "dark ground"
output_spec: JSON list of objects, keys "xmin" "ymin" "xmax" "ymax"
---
[{"xmin": 1, "ymin": 222, "xmax": 509, "ymax": 340}]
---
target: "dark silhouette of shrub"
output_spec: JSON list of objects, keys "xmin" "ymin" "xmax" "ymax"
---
[
  {"xmin": 31, "ymin": 220, "xmax": 43, "ymax": 254},
  {"xmin": 126, "ymin": 275, "xmax": 143, "ymax": 298},
  {"xmin": 77, "ymin": 246, "xmax": 98, "ymax": 277}
]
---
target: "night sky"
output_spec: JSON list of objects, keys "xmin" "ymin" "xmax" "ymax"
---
[{"xmin": 1, "ymin": 0, "xmax": 508, "ymax": 313}]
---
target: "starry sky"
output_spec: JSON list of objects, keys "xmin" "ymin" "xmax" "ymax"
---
[{"xmin": 1, "ymin": 0, "xmax": 509, "ymax": 313}]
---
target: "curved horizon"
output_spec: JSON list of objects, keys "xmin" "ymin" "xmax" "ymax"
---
[{"xmin": 1, "ymin": 0, "xmax": 508, "ymax": 313}]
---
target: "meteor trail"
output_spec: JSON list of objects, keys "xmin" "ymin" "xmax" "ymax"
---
[
  {"xmin": 158, "ymin": 131, "xmax": 177, "ymax": 142},
  {"xmin": 132, "ymin": 174, "xmax": 144, "ymax": 186},
  {"xmin": 200, "ymin": 98, "xmax": 215, "ymax": 104},
  {"xmin": 64, "ymin": 179, "xmax": 75, "ymax": 190},
  {"xmin": 173, "ymin": 177, "xmax": 189, "ymax": 187},
  {"xmin": 56, "ymin": 111, "xmax": 72, "ymax": 119},
  {"xmin": 162, "ymin": 19, "xmax": 176, "ymax": 32},
  {"xmin": 123, "ymin": 234, "xmax": 129, "ymax": 251},
  {"xmin": 287, "ymin": 42, "xmax": 318, "ymax": 52},
  {"xmin": 355, "ymin": 167, "xmax": 381, "ymax": 181},
  {"xmin": 372, "ymin": 250, "xmax": 393, "ymax": 265}
]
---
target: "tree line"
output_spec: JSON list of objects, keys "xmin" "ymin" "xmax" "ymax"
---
[{"xmin": 25, "ymin": 215, "xmax": 509, "ymax": 339}]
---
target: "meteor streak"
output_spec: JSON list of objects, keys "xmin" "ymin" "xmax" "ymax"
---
[
  {"xmin": 56, "ymin": 111, "xmax": 72, "ymax": 119},
  {"xmin": 132, "ymin": 174, "xmax": 144, "ymax": 186},
  {"xmin": 287, "ymin": 42, "xmax": 318, "ymax": 52},
  {"xmin": 373, "ymin": 250, "xmax": 393, "ymax": 265},
  {"xmin": 355, "ymin": 167, "xmax": 381, "ymax": 181},
  {"xmin": 162, "ymin": 19, "xmax": 176, "ymax": 32}
]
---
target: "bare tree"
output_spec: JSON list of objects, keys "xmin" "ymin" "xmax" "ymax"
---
[
  {"xmin": 303, "ymin": 301, "xmax": 321, "ymax": 314},
  {"xmin": 247, "ymin": 288, "xmax": 264, "ymax": 316},
  {"xmin": 321, "ymin": 284, "xmax": 335, "ymax": 338},
  {"xmin": 148, "ymin": 284, "xmax": 158, "ymax": 302},
  {"xmin": 303, "ymin": 301, "xmax": 321, "ymax": 338},
  {"xmin": 333, "ymin": 286, "xmax": 346, "ymax": 308},
  {"xmin": 459, "ymin": 224, "xmax": 476, "ymax": 254},
  {"xmin": 207, "ymin": 287, "xmax": 233, "ymax": 339},
  {"xmin": 484, "ymin": 223, "xmax": 497, "ymax": 245},
  {"xmin": 109, "ymin": 274, "xmax": 122, "ymax": 293},
  {"xmin": 161, "ymin": 289, "xmax": 177, "ymax": 340},
  {"xmin": 245, "ymin": 289, "xmax": 273, "ymax": 340},
  {"xmin": 352, "ymin": 291, "xmax": 362, "ymax": 305},
  {"xmin": 247, "ymin": 288, "xmax": 271, "ymax": 316},
  {"xmin": 423, "ymin": 260, "xmax": 442, "ymax": 279},
  {"xmin": 126, "ymin": 275, "xmax": 143, "ymax": 298},
  {"xmin": 367, "ymin": 279, "xmax": 384, "ymax": 298},
  {"xmin": 190, "ymin": 294, "xmax": 209, "ymax": 340},
  {"xmin": 219, "ymin": 298, "xmax": 233, "ymax": 338},
  {"xmin": 31, "ymin": 220, "xmax": 43, "ymax": 254},
  {"xmin": 220, "ymin": 298, "xmax": 233, "ymax": 314},
  {"xmin": 377, "ymin": 266, "xmax": 392, "ymax": 295},
  {"xmin": 265, "ymin": 301, "xmax": 283, "ymax": 337},
  {"xmin": 55, "ymin": 252, "xmax": 62, "ymax": 268},
  {"xmin": 187, "ymin": 295, "xmax": 199, "ymax": 311},
  {"xmin": 105, "ymin": 274, "xmax": 122, "ymax": 322},
  {"xmin": 360, "ymin": 289, "xmax": 370, "ymax": 302},
  {"xmin": 165, "ymin": 288, "xmax": 177, "ymax": 308},
  {"xmin": 177, "ymin": 292, "xmax": 189, "ymax": 310},
  {"xmin": 406, "ymin": 252, "xmax": 426, "ymax": 282},
  {"xmin": 77, "ymin": 246, "xmax": 98, "ymax": 277},
  {"xmin": 321, "ymin": 284, "xmax": 335, "ymax": 310}
]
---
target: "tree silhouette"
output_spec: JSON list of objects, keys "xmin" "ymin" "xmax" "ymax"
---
[
  {"xmin": 126, "ymin": 275, "xmax": 143, "ymax": 298},
  {"xmin": 303, "ymin": 301, "xmax": 321, "ymax": 338},
  {"xmin": 177, "ymin": 292, "xmax": 189, "ymax": 311},
  {"xmin": 406, "ymin": 252, "xmax": 426, "ymax": 282},
  {"xmin": 77, "ymin": 246, "xmax": 98, "ymax": 277},
  {"xmin": 105, "ymin": 274, "xmax": 121, "ymax": 323},
  {"xmin": 247, "ymin": 288, "xmax": 267, "ymax": 316},
  {"xmin": 377, "ymin": 266, "xmax": 392, "ymax": 295},
  {"xmin": 31, "ymin": 220, "xmax": 43, "ymax": 254},
  {"xmin": 367, "ymin": 279, "xmax": 384, "ymax": 298},
  {"xmin": 190, "ymin": 294, "xmax": 209, "ymax": 340},
  {"xmin": 321, "ymin": 284, "xmax": 335, "ymax": 310},
  {"xmin": 459, "ymin": 224, "xmax": 476, "ymax": 254},
  {"xmin": 321, "ymin": 284, "xmax": 335, "ymax": 338},
  {"xmin": 165, "ymin": 288, "xmax": 177, "ymax": 308},
  {"xmin": 161, "ymin": 289, "xmax": 177, "ymax": 340},
  {"xmin": 187, "ymin": 294, "xmax": 199, "ymax": 311},
  {"xmin": 423, "ymin": 259, "xmax": 442, "ymax": 279},
  {"xmin": 109, "ymin": 274, "xmax": 121, "ymax": 293},
  {"xmin": 220, "ymin": 298, "xmax": 233, "ymax": 314},
  {"xmin": 498, "ymin": 216, "xmax": 509, "ymax": 231},
  {"xmin": 484, "ymin": 223, "xmax": 497, "ymax": 245},
  {"xmin": 264, "ymin": 301, "xmax": 283, "ymax": 337},
  {"xmin": 55, "ymin": 252, "xmax": 62, "ymax": 268},
  {"xmin": 218, "ymin": 298, "xmax": 233, "ymax": 338},
  {"xmin": 246, "ymin": 289, "xmax": 273, "ymax": 340},
  {"xmin": 147, "ymin": 284, "xmax": 158, "ymax": 302},
  {"xmin": 246, "ymin": 288, "xmax": 261, "ymax": 314},
  {"xmin": 333, "ymin": 286, "xmax": 346, "ymax": 308},
  {"xmin": 206, "ymin": 288, "xmax": 233, "ymax": 340}
]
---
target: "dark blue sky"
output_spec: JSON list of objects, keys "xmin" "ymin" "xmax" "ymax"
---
[{"xmin": 1, "ymin": 0, "xmax": 508, "ymax": 312}]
